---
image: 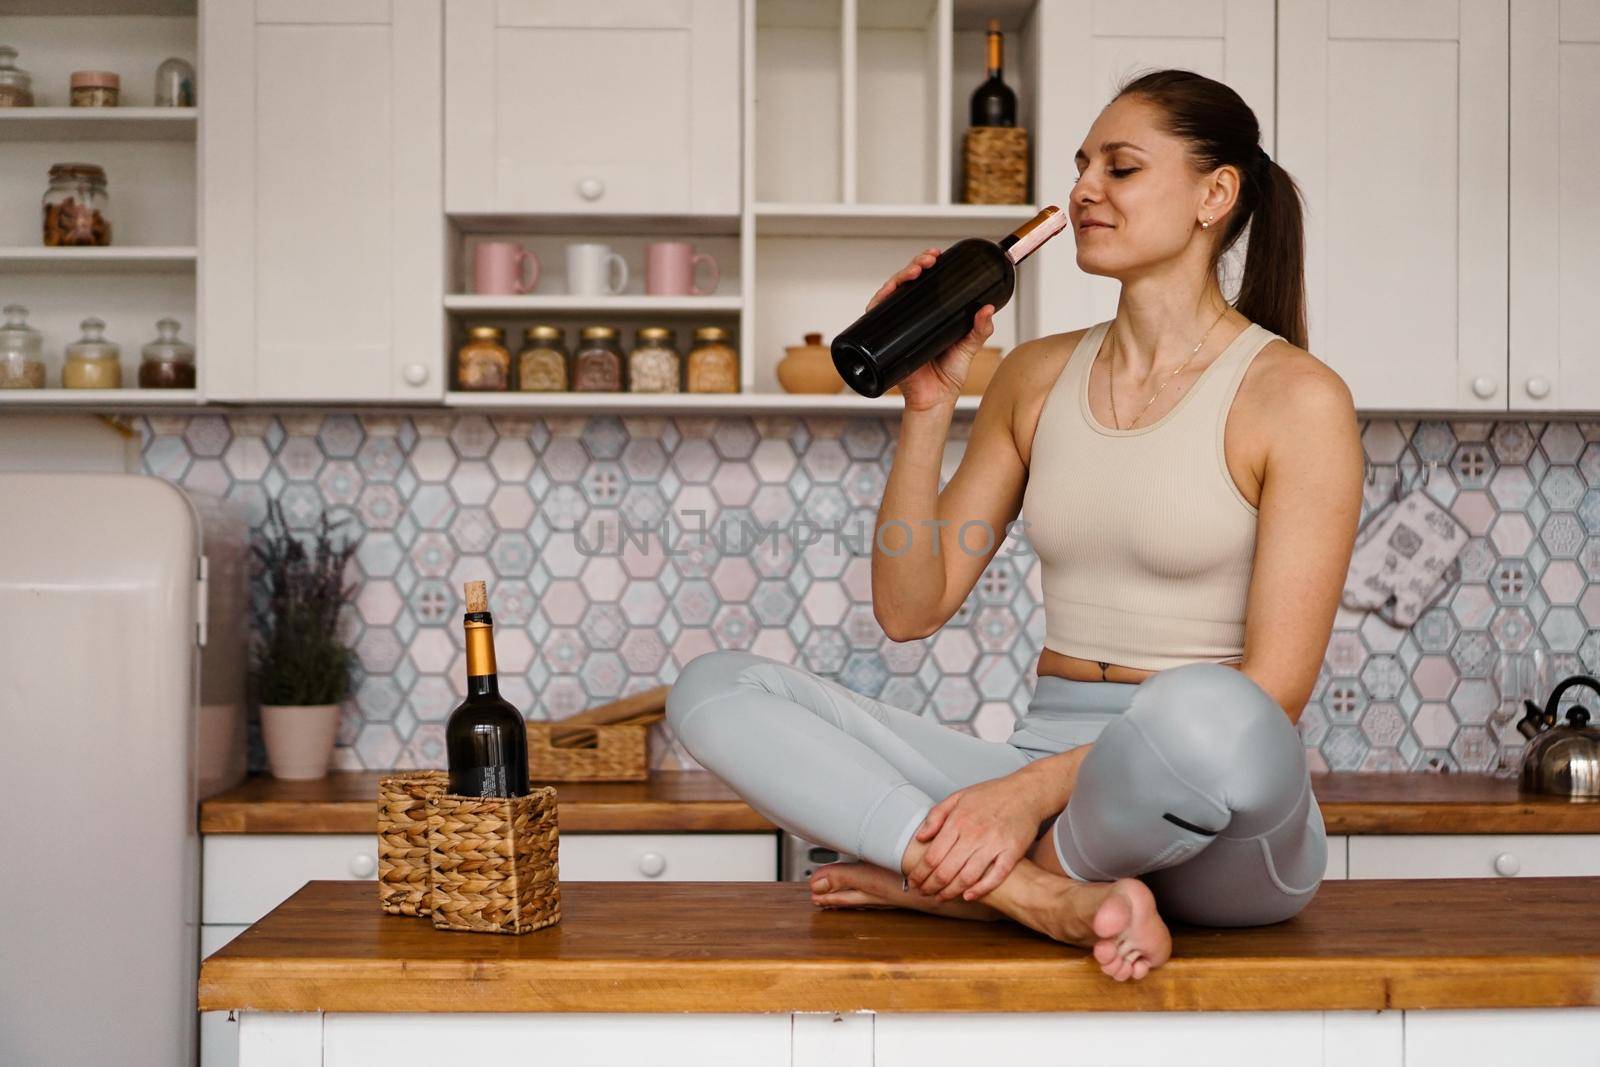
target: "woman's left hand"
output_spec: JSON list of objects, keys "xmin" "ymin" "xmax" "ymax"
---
[{"xmin": 906, "ymin": 774, "xmax": 1049, "ymax": 902}]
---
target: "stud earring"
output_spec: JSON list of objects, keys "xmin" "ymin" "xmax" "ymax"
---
[{"xmin": 1200, "ymin": 214, "xmax": 1214, "ymax": 230}]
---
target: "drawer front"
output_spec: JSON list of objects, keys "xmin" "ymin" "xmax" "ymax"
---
[
  {"xmin": 203, "ymin": 832, "xmax": 780, "ymax": 923},
  {"xmin": 559, "ymin": 833, "xmax": 777, "ymax": 882},
  {"xmin": 1347, "ymin": 834, "xmax": 1600, "ymax": 880},
  {"xmin": 1325, "ymin": 835, "xmax": 1348, "ymax": 880}
]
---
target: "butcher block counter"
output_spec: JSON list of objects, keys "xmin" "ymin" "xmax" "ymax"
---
[
  {"xmin": 203, "ymin": 878, "xmax": 1600, "ymax": 1066},
  {"xmin": 199, "ymin": 770, "xmax": 1600, "ymax": 835}
]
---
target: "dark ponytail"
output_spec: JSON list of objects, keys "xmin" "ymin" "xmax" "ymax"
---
[{"xmin": 1114, "ymin": 70, "xmax": 1307, "ymax": 350}]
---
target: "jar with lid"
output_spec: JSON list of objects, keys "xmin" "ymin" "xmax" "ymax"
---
[
  {"xmin": 0, "ymin": 46, "xmax": 34, "ymax": 107},
  {"xmin": 70, "ymin": 70, "xmax": 119, "ymax": 107},
  {"xmin": 572, "ymin": 326, "xmax": 624, "ymax": 392},
  {"xmin": 154, "ymin": 56, "xmax": 195, "ymax": 107},
  {"xmin": 0, "ymin": 305, "xmax": 45, "ymax": 389},
  {"xmin": 516, "ymin": 324, "xmax": 568, "ymax": 392},
  {"xmin": 62, "ymin": 317, "xmax": 121, "ymax": 389},
  {"xmin": 43, "ymin": 163, "xmax": 111, "ymax": 246},
  {"xmin": 138, "ymin": 317, "xmax": 196, "ymax": 389},
  {"xmin": 629, "ymin": 326, "xmax": 680, "ymax": 393},
  {"xmin": 455, "ymin": 325, "xmax": 511, "ymax": 390},
  {"xmin": 686, "ymin": 326, "xmax": 738, "ymax": 393}
]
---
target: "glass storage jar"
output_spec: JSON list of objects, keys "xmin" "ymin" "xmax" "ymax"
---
[
  {"xmin": 154, "ymin": 56, "xmax": 195, "ymax": 107},
  {"xmin": 572, "ymin": 326, "xmax": 624, "ymax": 392},
  {"xmin": 62, "ymin": 316, "xmax": 121, "ymax": 389},
  {"xmin": 455, "ymin": 325, "xmax": 511, "ymax": 390},
  {"xmin": 628, "ymin": 326, "xmax": 680, "ymax": 393},
  {"xmin": 42, "ymin": 163, "xmax": 111, "ymax": 246},
  {"xmin": 70, "ymin": 70, "xmax": 119, "ymax": 107},
  {"xmin": 138, "ymin": 317, "xmax": 196, "ymax": 389},
  {"xmin": 0, "ymin": 46, "xmax": 34, "ymax": 107},
  {"xmin": 0, "ymin": 304, "xmax": 45, "ymax": 389},
  {"xmin": 686, "ymin": 326, "xmax": 738, "ymax": 393},
  {"xmin": 516, "ymin": 324, "xmax": 568, "ymax": 392}
]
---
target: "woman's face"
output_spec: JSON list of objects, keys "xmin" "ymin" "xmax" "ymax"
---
[{"xmin": 1068, "ymin": 96, "xmax": 1226, "ymax": 280}]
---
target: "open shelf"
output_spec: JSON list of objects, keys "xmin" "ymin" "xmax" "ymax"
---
[
  {"xmin": 0, "ymin": 107, "xmax": 196, "ymax": 141},
  {"xmin": 449, "ymin": 213, "xmax": 742, "ymax": 238},
  {"xmin": 0, "ymin": 246, "xmax": 196, "ymax": 272},
  {"xmin": 754, "ymin": 201, "xmax": 1042, "ymax": 237},
  {"xmin": 445, "ymin": 294, "xmax": 742, "ymax": 314},
  {"xmin": 0, "ymin": 388, "xmax": 199, "ymax": 407},
  {"xmin": 445, "ymin": 391, "xmax": 981, "ymax": 414}
]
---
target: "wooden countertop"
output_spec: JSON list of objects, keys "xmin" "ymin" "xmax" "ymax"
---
[
  {"xmin": 199, "ymin": 770, "xmax": 1600, "ymax": 835},
  {"xmin": 199, "ymin": 877, "xmax": 1600, "ymax": 1014}
]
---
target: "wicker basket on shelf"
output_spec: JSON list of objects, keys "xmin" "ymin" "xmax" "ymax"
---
[
  {"xmin": 377, "ymin": 770, "xmax": 448, "ymax": 916},
  {"xmin": 428, "ymin": 786, "xmax": 561, "ymax": 935},
  {"xmin": 963, "ymin": 126, "xmax": 1030, "ymax": 204},
  {"xmin": 527, "ymin": 721, "xmax": 649, "ymax": 782}
]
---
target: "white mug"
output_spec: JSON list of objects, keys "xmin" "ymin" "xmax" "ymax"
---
[{"xmin": 566, "ymin": 243, "xmax": 629, "ymax": 296}]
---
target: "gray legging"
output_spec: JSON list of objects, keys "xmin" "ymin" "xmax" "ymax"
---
[{"xmin": 666, "ymin": 650, "xmax": 1325, "ymax": 927}]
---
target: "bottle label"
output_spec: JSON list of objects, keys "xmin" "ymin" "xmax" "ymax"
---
[
  {"xmin": 1004, "ymin": 206, "xmax": 1067, "ymax": 264},
  {"xmin": 451, "ymin": 764, "xmax": 516, "ymax": 798}
]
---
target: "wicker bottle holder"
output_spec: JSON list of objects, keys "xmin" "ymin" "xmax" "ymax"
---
[
  {"xmin": 527, "ymin": 721, "xmax": 649, "ymax": 781},
  {"xmin": 963, "ymin": 126, "xmax": 1030, "ymax": 205},
  {"xmin": 377, "ymin": 773, "xmax": 562, "ymax": 935}
]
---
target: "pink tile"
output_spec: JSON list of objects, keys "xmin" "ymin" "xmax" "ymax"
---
[
  {"xmin": 932, "ymin": 628, "xmax": 979, "ymax": 673},
  {"xmin": 543, "ymin": 579, "xmax": 588, "ymax": 626},
  {"xmin": 489, "ymin": 484, "xmax": 535, "ymax": 529},
  {"xmin": 1489, "ymin": 513, "xmax": 1534, "ymax": 556},
  {"xmin": 1449, "ymin": 490, "xmax": 1496, "ymax": 536},
  {"xmin": 671, "ymin": 628, "xmax": 717, "ymax": 669},
  {"xmin": 581, "ymin": 554, "xmax": 628, "ymax": 602},
  {"xmin": 1540, "ymin": 559, "xmax": 1585, "ymax": 605},
  {"xmin": 711, "ymin": 556, "xmax": 758, "ymax": 602},
  {"xmin": 803, "ymin": 583, "xmax": 848, "ymax": 626},
  {"xmin": 1412, "ymin": 654, "xmax": 1457, "ymax": 701}
]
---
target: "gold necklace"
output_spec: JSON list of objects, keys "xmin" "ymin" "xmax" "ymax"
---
[{"xmin": 1106, "ymin": 306, "xmax": 1231, "ymax": 429}]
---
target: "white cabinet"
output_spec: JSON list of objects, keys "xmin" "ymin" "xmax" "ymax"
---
[
  {"xmin": 1278, "ymin": 0, "xmax": 1508, "ymax": 411},
  {"xmin": 1324, "ymin": 835, "xmax": 1348, "ymax": 880},
  {"xmin": 1347, "ymin": 834, "xmax": 1600, "ymax": 880},
  {"xmin": 1509, "ymin": 0, "xmax": 1600, "ymax": 410},
  {"xmin": 200, "ymin": 924, "xmax": 248, "ymax": 1067},
  {"xmin": 202, "ymin": 0, "xmax": 444, "ymax": 401},
  {"xmin": 444, "ymin": 0, "xmax": 741, "ymax": 218}
]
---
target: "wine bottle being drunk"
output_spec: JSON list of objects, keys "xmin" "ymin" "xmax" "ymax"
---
[
  {"xmin": 830, "ymin": 205, "xmax": 1066, "ymax": 398},
  {"xmin": 969, "ymin": 18, "xmax": 1017, "ymax": 128},
  {"xmin": 445, "ymin": 581, "xmax": 530, "ymax": 798}
]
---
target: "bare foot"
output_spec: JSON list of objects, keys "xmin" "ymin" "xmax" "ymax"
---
[
  {"xmin": 809, "ymin": 861, "xmax": 1002, "ymax": 922},
  {"xmin": 1012, "ymin": 868, "xmax": 1171, "ymax": 982}
]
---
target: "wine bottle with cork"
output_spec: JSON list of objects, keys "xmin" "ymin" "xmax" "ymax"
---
[{"xmin": 446, "ymin": 581, "xmax": 530, "ymax": 798}]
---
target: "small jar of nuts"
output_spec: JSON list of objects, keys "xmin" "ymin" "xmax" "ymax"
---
[
  {"xmin": 42, "ymin": 163, "xmax": 111, "ymax": 246},
  {"xmin": 69, "ymin": 70, "xmax": 119, "ymax": 107}
]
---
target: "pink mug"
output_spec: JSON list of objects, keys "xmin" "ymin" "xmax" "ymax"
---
[
  {"xmin": 474, "ymin": 241, "xmax": 540, "ymax": 295},
  {"xmin": 645, "ymin": 241, "xmax": 719, "ymax": 296}
]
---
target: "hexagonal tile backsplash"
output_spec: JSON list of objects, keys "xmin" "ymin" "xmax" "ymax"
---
[{"xmin": 137, "ymin": 413, "xmax": 1600, "ymax": 776}]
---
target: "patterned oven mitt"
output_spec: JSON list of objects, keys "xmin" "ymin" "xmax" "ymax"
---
[{"xmin": 1341, "ymin": 486, "xmax": 1468, "ymax": 627}]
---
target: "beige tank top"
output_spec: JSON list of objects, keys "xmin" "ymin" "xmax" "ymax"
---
[{"xmin": 1019, "ymin": 318, "xmax": 1277, "ymax": 671}]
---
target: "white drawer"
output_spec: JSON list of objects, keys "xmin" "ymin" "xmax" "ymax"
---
[
  {"xmin": 1324, "ymin": 835, "xmax": 1348, "ymax": 880},
  {"xmin": 200, "ymin": 924, "xmax": 248, "ymax": 1067},
  {"xmin": 203, "ymin": 832, "xmax": 780, "ymax": 924},
  {"xmin": 1348, "ymin": 834, "xmax": 1600, "ymax": 880}
]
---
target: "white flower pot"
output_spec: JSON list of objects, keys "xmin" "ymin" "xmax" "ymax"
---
[{"xmin": 260, "ymin": 703, "xmax": 342, "ymax": 780}]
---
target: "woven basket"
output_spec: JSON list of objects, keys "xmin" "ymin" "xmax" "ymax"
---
[
  {"xmin": 429, "ymin": 786, "xmax": 561, "ymax": 935},
  {"xmin": 527, "ymin": 721, "xmax": 649, "ymax": 782},
  {"xmin": 377, "ymin": 770, "xmax": 449, "ymax": 916},
  {"xmin": 963, "ymin": 126, "xmax": 1029, "ymax": 204}
]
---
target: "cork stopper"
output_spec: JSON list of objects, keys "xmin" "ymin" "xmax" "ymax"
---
[{"xmin": 463, "ymin": 580, "xmax": 488, "ymax": 613}]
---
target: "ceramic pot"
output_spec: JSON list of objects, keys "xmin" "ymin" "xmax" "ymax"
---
[
  {"xmin": 889, "ymin": 345, "xmax": 1003, "ymax": 397},
  {"xmin": 776, "ymin": 332, "xmax": 844, "ymax": 394},
  {"xmin": 260, "ymin": 703, "xmax": 341, "ymax": 780}
]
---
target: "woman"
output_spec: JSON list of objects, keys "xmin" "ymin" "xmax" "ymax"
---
[{"xmin": 666, "ymin": 70, "xmax": 1363, "ymax": 982}]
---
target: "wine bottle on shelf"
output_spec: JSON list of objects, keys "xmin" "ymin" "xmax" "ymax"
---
[
  {"xmin": 445, "ymin": 580, "xmax": 530, "ymax": 798},
  {"xmin": 830, "ymin": 205, "xmax": 1066, "ymax": 398},
  {"xmin": 969, "ymin": 18, "xmax": 1017, "ymax": 128}
]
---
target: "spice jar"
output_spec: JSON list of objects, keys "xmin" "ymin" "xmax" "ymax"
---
[
  {"xmin": 629, "ymin": 326, "xmax": 680, "ymax": 393},
  {"xmin": 686, "ymin": 326, "xmax": 739, "ymax": 393},
  {"xmin": 572, "ymin": 325, "xmax": 624, "ymax": 392},
  {"xmin": 455, "ymin": 325, "xmax": 511, "ymax": 390},
  {"xmin": 43, "ymin": 163, "xmax": 111, "ymax": 246},
  {"xmin": 62, "ymin": 317, "xmax": 121, "ymax": 389},
  {"xmin": 154, "ymin": 56, "xmax": 195, "ymax": 107},
  {"xmin": 70, "ymin": 70, "xmax": 119, "ymax": 107},
  {"xmin": 516, "ymin": 324, "xmax": 568, "ymax": 392},
  {"xmin": 138, "ymin": 317, "xmax": 196, "ymax": 389},
  {"xmin": 0, "ymin": 304, "xmax": 45, "ymax": 389},
  {"xmin": 0, "ymin": 46, "xmax": 34, "ymax": 107}
]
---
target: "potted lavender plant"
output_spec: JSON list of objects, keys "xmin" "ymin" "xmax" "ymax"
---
[{"xmin": 251, "ymin": 501, "xmax": 359, "ymax": 780}]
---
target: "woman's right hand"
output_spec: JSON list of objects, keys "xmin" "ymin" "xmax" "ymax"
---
[{"xmin": 866, "ymin": 248, "xmax": 996, "ymax": 412}]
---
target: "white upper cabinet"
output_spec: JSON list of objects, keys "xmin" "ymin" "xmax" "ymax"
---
[
  {"xmin": 1510, "ymin": 0, "xmax": 1600, "ymax": 411},
  {"xmin": 444, "ymin": 0, "xmax": 741, "ymax": 218},
  {"xmin": 203, "ymin": 0, "xmax": 445, "ymax": 401},
  {"xmin": 1278, "ymin": 0, "xmax": 1508, "ymax": 410},
  {"xmin": 1029, "ymin": 0, "xmax": 1276, "ymax": 336}
]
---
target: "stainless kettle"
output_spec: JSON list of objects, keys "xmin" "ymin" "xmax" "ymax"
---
[{"xmin": 1517, "ymin": 674, "xmax": 1600, "ymax": 797}]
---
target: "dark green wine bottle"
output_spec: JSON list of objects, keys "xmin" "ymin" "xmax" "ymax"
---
[{"xmin": 445, "ymin": 580, "xmax": 530, "ymax": 797}]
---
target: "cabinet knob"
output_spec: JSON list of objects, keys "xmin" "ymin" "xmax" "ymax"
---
[
  {"xmin": 402, "ymin": 363, "xmax": 429, "ymax": 387},
  {"xmin": 1525, "ymin": 377, "xmax": 1551, "ymax": 400},
  {"xmin": 637, "ymin": 851, "xmax": 666, "ymax": 878},
  {"xmin": 1493, "ymin": 852, "xmax": 1521, "ymax": 877},
  {"xmin": 577, "ymin": 176, "xmax": 605, "ymax": 201},
  {"xmin": 1471, "ymin": 376, "xmax": 1498, "ymax": 399},
  {"xmin": 350, "ymin": 852, "xmax": 377, "ymax": 878}
]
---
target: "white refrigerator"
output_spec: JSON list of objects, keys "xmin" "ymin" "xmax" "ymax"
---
[{"xmin": 0, "ymin": 471, "xmax": 247, "ymax": 1066}]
